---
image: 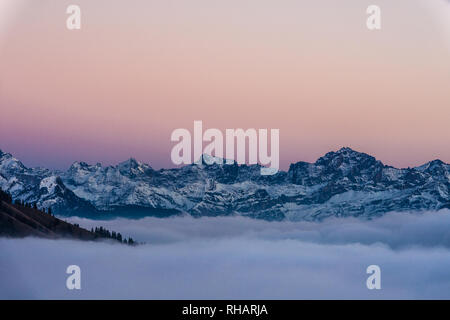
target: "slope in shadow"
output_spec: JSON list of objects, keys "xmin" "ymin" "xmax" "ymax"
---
[{"xmin": 0, "ymin": 188, "xmax": 136, "ymax": 243}]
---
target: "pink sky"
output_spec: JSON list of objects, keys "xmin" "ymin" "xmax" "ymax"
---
[{"xmin": 0, "ymin": 0, "xmax": 449, "ymax": 170}]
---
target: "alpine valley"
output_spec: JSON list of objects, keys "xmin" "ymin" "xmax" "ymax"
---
[{"xmin": 0, "ymin": 147, "xmax": 448, "ymax": 221}]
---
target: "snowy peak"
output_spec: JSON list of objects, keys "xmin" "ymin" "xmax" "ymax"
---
[
  {"xmin": 118, "ymin": 157, "xmax": 146, "ymax": 169},
  {"xmin": 315, "ymin": 147, "xmax": 380, "ymax": 168},
  {"xmin": 69, "ymin": 161, "xmax": 102, "ymax": 170},
  {"xmin": 39, "ymin": 176, "xmax": 63, "ymax": 195},
  {"xmin": 289, "ymin": 147, "xmax": 384, "ymax": 186},
  {"xmin": 68, "ymin": 158, "xmax": 153, "ymax": 178},
  {"xmin": 67, "ymin": 161, "xmax": 102, "ymax": 175},
  {"xmin": 117, "ymin": 158, "xmax": 153, "ymax": 177},
  {"xmin": 0, "ymin": 151, "xmax": 26, "ymax": 173},
  {"xmin": 118, "ymin": 158, "xmax": 140, "ymax": 168},
  {"xmin": 416, "ymin": 159, "xmax": 447, "ymax": 172},
  {"xmin": 196, "ymin": 154, "xmax": 236, "ymax": 166},
  {"xmin": 415, "ymin": 159, "xmax": 449, "ymax": 183}
]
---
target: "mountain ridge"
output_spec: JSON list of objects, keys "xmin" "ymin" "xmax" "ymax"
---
[{"xmin": 0, "ymin": 147, "xmax": 448, "ymax": 221}]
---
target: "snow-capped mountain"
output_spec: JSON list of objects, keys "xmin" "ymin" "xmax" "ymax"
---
[
  {"xmin": 0, "ymin": 148, "xmax": 448, "ymax": 221},
  {"xmin": 0, "ymin": 151, "xmax": 97, "ymax": 215}
]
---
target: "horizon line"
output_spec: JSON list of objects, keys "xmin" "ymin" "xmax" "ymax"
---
[{"xmin": 0, "ymin": 146, "xmax": 447, "ymax": 173}]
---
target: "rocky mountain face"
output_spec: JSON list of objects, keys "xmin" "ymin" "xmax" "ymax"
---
[{"xmin": 0, "ymin": 148, "xmax": 448, "ymax": 221}]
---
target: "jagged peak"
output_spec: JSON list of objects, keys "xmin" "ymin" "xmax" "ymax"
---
[
  {"xmin": 117, "ymin": 158, "xmax": 153, "ymax": 175},
  {"xmin": 0, "ymin": 150, "xmax": 12, "ymax": 159},
  {"xmin": 333, "ymin": 147, "xmax": 371, "ymax": 157},
  {"xmin": 69, "ymin": 161, "xmax": 93, "ymax": 169},
  {"xmin": 0, "ymin": 151, "xmax": 26, "ymax": 171},
  {"xmin": 429, "ymin": 159, "xmax": 445, "ymax": 165},
  {"xmin": 337, "ymin": 146, "xmax": 357, "ymax": 153},
  {"xmin": 315, "ymin": 147, "xmax": 377, "ymax": 165},
  {"xmin": 68, "ymin": 158, "xmax": 153, "ymax": 175},
  {"xmin": 415, "ymin": 159, "xmax": 448, "ymax": 172},
  {"xmin": 202, "ymin": 153, "xmax": 229, "ymax": 165},
  {"xmin": 118, "ymin": 157, "xmax": 143, "ymax": 168},
  {"xmin": 191, "ymin": 154, "xmax": 237, "ymax": 166}
]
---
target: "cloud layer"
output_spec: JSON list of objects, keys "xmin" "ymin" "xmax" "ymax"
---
[{"xmin": 2, "ymin": 210, "xmax": 450, "ymax": 299}]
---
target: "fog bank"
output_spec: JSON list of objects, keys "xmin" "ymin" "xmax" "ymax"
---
[{"xmin": 2, "ymin": 211, "xmax": 450, "ymax": 299}]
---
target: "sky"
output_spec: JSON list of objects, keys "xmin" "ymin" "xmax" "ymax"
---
[
  {"xmin": 0, "ymin": 0, "xmax": 449, "ymax": 170},
  {"xmin": 2, "ymin": 210, "xmax": 450, "ymax": 299}
]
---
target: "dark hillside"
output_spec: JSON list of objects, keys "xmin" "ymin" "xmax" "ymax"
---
[{"xmin": 0, "ymin": 189, "xmax": 136, "ymax": 244}]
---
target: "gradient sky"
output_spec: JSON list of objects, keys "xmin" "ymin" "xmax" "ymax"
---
[{"xmin": 0, "ymin": 0, "xmax": 449, "ymax": 170}]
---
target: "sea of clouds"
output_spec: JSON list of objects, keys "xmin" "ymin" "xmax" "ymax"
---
[{"xmin": 2, "ymin": 210, "xmax": 450, "ymax": 299}]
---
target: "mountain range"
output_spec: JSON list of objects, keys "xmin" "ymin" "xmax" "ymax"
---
[{"xmin": 0, "ymin": 147, "xmax": 448, "ymax": 221}]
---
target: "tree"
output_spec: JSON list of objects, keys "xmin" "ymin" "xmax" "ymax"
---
[{"xmin": 0, "ymin": 188, "xmax": 12, "ymax": 204}]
